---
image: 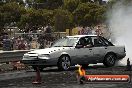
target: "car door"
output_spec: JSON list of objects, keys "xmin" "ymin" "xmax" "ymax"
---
[
  {"xmin": 91, "ymin": 36, "xmax": 107, "ymax": 63},
  {"xmin": 74, "ymin": 37, "xmax": 94, "ymax": 64}
]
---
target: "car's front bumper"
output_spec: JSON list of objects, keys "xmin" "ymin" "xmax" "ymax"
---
[
  {"xmin": 22, "ymin": 58, "xmax": 57, "ymax": 66},
  {"xmin": 22, "ymin": 59, "xmax": 46, "ymax": 65}
]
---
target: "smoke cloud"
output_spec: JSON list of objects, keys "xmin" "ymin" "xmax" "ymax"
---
[{"xmin": 107, "ymin": 1, "xmax": 132, "ymax": 65}]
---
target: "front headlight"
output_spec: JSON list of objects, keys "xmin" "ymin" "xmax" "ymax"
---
[
  {"xmin": 38, "ymin": 54, "xmax": 50, "ymax": 59},
  {"xmin": 23, "ymin": 55, "xmax": 29, "ymax": 58}
]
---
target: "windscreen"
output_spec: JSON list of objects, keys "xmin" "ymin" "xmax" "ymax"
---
[{"xmin": 52, "ymin": 37, "xmax": 78, "ymax": 47}]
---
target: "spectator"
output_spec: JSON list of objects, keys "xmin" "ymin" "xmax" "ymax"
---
[
  {"xmin": 80, "ymin": 27, "xmax": 85, "ymax": 35},
  {"xmin": 18, "ymin": 39, "xmax": 26, "ymax": 50},
  {"xmin": 45, "ymin": 24, "xmax": 52, "ymax": 40},
  {"xmin": 95, "ymin": 25, "xmax": 103, "ymax": 36},
  {"xmin": 2, "ymin": 35, "xmax": 12, "ymax": 51},
  {"xmin": 38, "ymin": 35, "xmax": 45, "ymax": 49},
  {"xmin": 86, "ymin": 27, "xmax": 92, "ymax": 35}
]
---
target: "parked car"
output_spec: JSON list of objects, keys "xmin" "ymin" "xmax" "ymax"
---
[{"xmin": 22, "ymin": 35, "xmax": 126, "ymax": 71}]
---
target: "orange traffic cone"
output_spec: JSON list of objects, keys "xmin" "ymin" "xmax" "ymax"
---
[{"xmin": 32, "ymin": 67, "xmax": 42, "ymax": 84}]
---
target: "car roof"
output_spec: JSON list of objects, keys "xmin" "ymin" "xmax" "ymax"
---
[{"xmin": 67, "ymin": 35, "xmax": 98, "ymax": 38}]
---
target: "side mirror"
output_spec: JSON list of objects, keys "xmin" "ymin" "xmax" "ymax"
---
[{"xmin": 75, "ymin": 45, "xmax": 83, "ymax": 48}]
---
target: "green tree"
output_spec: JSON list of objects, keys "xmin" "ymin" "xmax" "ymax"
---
[
  {"xmin": 46, "ymin": 0, "xmax": 63, "ymax": 9},
  {"xmin": 80, "ymin": 0, "xmax": 91, "ymax": 3},
  {"xmin": 0, "ymin": 0, "xmax": 108, "ymax": 34},
  {"xmin": 95, "ymin": 6, "xmax": 106, "ymax": 24},
  {"xmin": 73, "ymin": 3, "xmax": 91, "ymax": 26},
  {"xmin": 35, "ymin": 0, "xmax": 47, "ymax": 3},
  {"xmin": 18, "ymin": 8, "xmax": 54, "ymax": 32},
  {"xmin": 63, "ymin": 0, "xmax": 80, "ymax": 12},
  {"xmin": 73, "ymin": 2, "xmax": 106, "ymax": 27},
  {"xmin": 54, "ymin": 9, "xmax": 73, "ymax": 32},
  {"xmin": 0, "ymin": 2, "xmax": 26, "ymax": 32},
  {"xmin": 0, "ymin": 12, "xmax": 5, "ymax": 33}
]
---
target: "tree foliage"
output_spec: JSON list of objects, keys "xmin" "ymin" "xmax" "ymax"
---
[
  {"xmin": 0, "ymin": 2, "xmax": 26, "ymax": 32},
  {"xmin": 54, "ymin": 9, "xmax": 73, "ymax": 32},
  {"xmin": 18, "ymin": 9, "xmax": 54, "ymax": 32},
  {"xmin": 73, "ymin": 3, "xmax": 106, "ymax": 26},
  {"xmin": 63, "ymin": 0, "xmax": 80, "ymax": 12},
  {"xmin": 0, "ymin": 0, "xmax": 107, "ymax": 33}
]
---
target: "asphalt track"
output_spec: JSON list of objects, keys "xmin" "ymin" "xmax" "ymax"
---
[{"xmin": 0, "ymin": 66, "xmax": 132, "ymax": 88}]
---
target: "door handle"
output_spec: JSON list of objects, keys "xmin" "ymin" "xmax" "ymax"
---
[
  {"xmin": 89, "ymin": 49, "xmax": 92, "ymax": 50},
  {"xmin": 105, "ymin": 48, "xmax": 107, "ymax": 49}
]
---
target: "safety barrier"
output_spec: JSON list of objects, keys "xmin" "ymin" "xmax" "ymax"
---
[
  {"xmin": 0, "ymin": 50, "xmax": 30, "ymax": 63},
  {"xmin": 0, "ymin": 50, "xmax": 31, "ymax": 71}
]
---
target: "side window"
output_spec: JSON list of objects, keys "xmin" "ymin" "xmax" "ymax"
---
[
  {"xmin": 101, "ymin": 37, "xmax": 114, "ymax": 46},
  {"xmin": 93, "ymin": 37, "xmax": 105, "ymax": 47},
  {"xmin": 77, "ymin": 37, "xmax": 87, "ymax": 46},
  {"xmin": 77, "ymin": 37, "xmax": 93, "ymax": 46},
  {"xmin": 85, "ymin": 37, "xmax": 93, "ymax": 46}
]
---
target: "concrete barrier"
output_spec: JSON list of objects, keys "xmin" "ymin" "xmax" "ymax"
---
[{"xmin": 0, "ymin": 50, "xmax": 30, "ymax": 63}]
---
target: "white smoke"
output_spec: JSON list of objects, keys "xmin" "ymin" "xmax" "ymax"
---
[{"xmin": 107, "ymin": 1, "xmax": 132, "ymax": 66}]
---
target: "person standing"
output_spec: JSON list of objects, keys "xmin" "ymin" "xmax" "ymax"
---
[
  {"xmin": 95, "ymin": 25, "xmax": 103, "ymax": 36},
  {"xmin": 2, "ymin": 35, "xmax": 12, "ymax": 51}
]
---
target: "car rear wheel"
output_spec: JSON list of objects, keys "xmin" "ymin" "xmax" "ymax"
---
[
  {"xmin": 103, "ymin": 54, "xmax": 116, "ymax": 67},
  {"xmin": 58, "ymin": 55, "xmax": 71, "ymax": 71}
]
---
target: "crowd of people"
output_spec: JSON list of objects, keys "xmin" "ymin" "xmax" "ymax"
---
[
  {"xmin": 76, "ymin": 25, "xmax": 103, "ymax": 36},
  {"xmin": 0, "ymin": 25, "xmax": 104, "ymax": 51},
  {"xmin": 0, "ymin": 34, "xmax": 54, "ymax": 51},
  {"xmin": 0, "ymin": 25, "xmax": 54, "ymax": 50}
]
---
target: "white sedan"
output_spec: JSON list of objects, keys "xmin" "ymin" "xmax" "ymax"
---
[{"xmin": 22, "ymin": 35, "xmax": 126, "ymax": 71}]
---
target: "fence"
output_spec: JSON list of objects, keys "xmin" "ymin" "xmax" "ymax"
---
[
  {"xmin": 0, "ymin": 50, "xmax": 30, "ymax": 63},
  {"xmin": 0, "ymin": 32, "xmax": 68, "ymax": 71},
  {"xmin": 12, "ymin": 32, "xmax": 68, "ymax": 50}
]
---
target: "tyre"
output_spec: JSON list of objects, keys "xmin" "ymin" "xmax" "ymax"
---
[
  {"xmin": 32, "ymin": 66, "xmax": 44, "ymax": 71},
  {"xmin": 103, "ymin": 54, "xmax": 116, "ymax": 67},
  {"xmin": 58, "ymin": 55, "xmax": 71, "ymax": 71}
]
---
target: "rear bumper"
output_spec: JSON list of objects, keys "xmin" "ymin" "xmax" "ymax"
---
[{"xmin": 117, "ymin": 53, "xmax": 126, "ymax": 59}]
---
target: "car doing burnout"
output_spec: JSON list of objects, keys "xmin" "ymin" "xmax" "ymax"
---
[{"xmin": 22, "ymin": 35, "xmax": 126, "ymax": 71}]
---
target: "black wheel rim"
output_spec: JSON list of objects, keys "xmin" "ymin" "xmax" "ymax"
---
[
  {"xmin": 61, "ymin": 56, "xmax": 70, "ymax": 70},
  {"xmin": 107, "ymin": 55, "xmax": 115, "ymax": 65}
]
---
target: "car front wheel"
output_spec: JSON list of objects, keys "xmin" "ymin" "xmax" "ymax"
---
[
  {"xmin": 103, "ymin": 54, "xmax": 116, "ymax": 67},
  {"xmin": 58, "ymin": 55, "xmax": 71, "ymax": 71}
]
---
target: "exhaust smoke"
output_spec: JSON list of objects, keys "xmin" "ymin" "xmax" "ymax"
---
[{"xmin": 107, "ymin": 1, "xmax": 132, "ymax": 66}]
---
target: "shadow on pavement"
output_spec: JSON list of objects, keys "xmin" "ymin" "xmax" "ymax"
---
[{"xmin": 26, "ymin": 65, "xmax": 126, "ymax": 73}]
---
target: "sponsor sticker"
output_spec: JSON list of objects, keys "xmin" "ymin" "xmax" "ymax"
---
[{"xmin": 84, "ymin": 75, "xmax": 130, "ymax": 83}]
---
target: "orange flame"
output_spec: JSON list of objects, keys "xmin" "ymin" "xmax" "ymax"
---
[{"xmin": 78, "ymin": 65, "xmax": 86, "ymax": 76}]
